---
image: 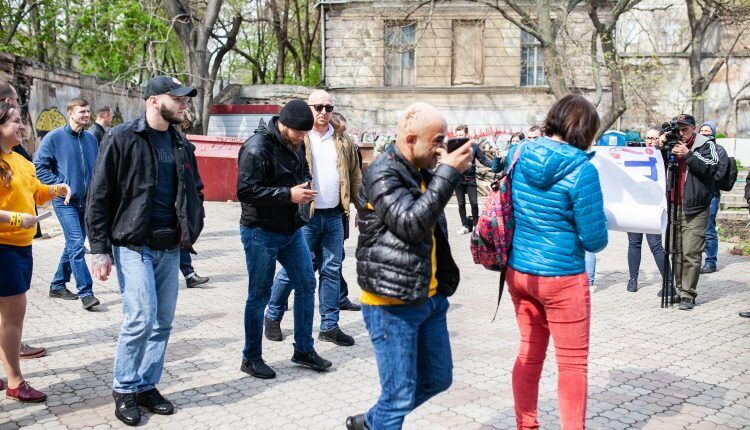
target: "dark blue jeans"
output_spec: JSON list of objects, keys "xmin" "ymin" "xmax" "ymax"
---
[
  {"xmin": 179, "ymin": 248, "xmax": 194, "ymax": 278},
  {"xmin": 266, "ymin": 211, "xmax": 344, "ymax": 331},
  {"xmin": 362, "ymin": 294, "xmax": 453, "ymax": 430},
  {"xmin": 240, "ymin": 226, "xmax": 315, "ymax": 361},
  {"xmin": 50, "ymin": 201, "xmax": 93, "ymax": 298},
  {"xmin": 339, "ymin": 248, "xmax": 350, "ymax": 305},
  {"xmin": 704, "ymin": 194, "xmax": 720, "ymax": 268},
  {"xmin": 627, "ymin": 232, "xmax": 667, "ymax": 280}
]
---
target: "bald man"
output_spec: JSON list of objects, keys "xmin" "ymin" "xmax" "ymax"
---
[
  {"xmin": 266, "ymin": 90, "xmax": 362, "ymax": 346},
  {"xmin": 346, "ymin": 103, "xmax": 473, "ymax": 430}
]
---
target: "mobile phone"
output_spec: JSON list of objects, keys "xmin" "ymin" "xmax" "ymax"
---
[
  {"xmin": 36, "ymin": 211, "xmax": 52, "ymax": 221},
  {"xmin": 446, "ymin": 137, "xmax": 470, "ymax": 153}
]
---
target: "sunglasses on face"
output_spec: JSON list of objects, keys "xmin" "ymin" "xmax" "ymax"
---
[
  {"xmin": 310, "ymin": 104, "xmax": 334, "ymax": 113},
  {"xmin": 645, "ymin": 136, "xmax": 659, "ymax": 140}
]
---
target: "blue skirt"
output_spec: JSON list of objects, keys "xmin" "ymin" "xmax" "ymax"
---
[{"xmin": 0, "ymin": 244, "xmax": 32, "ymax": 297}]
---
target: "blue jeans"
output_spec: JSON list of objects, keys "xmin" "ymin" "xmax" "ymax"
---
[
  {"xmin": 50, "ymin": 201, "xmax": 93, "ymax": 298},
  {"xmin": 362, "ymin": 294, "xmax": 453, "ymax": 430},
  {"xmin": 112, "ymin": 245, "xmax": 179, "ymax": 393},
  {"xmin": 704, "ymin": 194, "xmax": 720, "ymax": 268},
  {"xmin": 179, "ymin": 248, "xmax": 194, "ymax": 277},
  {"xmin": 240, "ymin": 226, "xmax": 315, "ymax": 361},
  {"xmin": 339, "ymin": 247, "xmax": 350, "ymax": 305},
  {"xmin": 585, "ymin": 251, "xmax": 596, "ymax": 286},
  {"xmin": 266, "ymin": 211, "xmax": 344, "ymax": 332}
]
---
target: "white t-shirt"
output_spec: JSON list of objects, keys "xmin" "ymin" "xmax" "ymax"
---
[{"xmin": 309, "ymin": 125, "xmax": 340, "ymax": 209}]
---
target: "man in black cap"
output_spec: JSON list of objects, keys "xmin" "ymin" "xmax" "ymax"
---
[
  {"xmin": 658, "ymin": 113, "xmax": 718, "ymax": 310},
  {"xmin": 86, "ymin": 76, "xmax": 205, "ymax": 425},
  {"xmin": 237, "ymin": 99, "xmax": 332, "ymax": 379}
]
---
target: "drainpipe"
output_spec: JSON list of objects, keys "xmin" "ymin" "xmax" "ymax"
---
[{"xmin": 321, "ymin": 3, "xmax": 326, "ymax": 86}]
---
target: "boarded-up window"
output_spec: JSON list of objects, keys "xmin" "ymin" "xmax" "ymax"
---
[
  {"xmin": 385, "ymin": 21, "xmax": 417, "ymax": 87},
  {"xmin": 520, "ymin": 31, "xmax": 546, "ymax": 86},
  {"xmin": 452, "ymin": 20, "xmax": 484, "ymax": 85}
]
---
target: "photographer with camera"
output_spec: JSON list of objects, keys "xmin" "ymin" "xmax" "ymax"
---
[
  {"xmin": 451, "ymin": 125, "xmax": 493, "ymax": 234},
  {"xmin": 658, "ymin": 114, "xmax": 718, "ymax": 310}
]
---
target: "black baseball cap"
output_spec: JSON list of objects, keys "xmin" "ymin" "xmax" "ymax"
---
[
  {"xmin": 143, "ymin": 76, "xmax": 197, "ymax": 99},
  {"xmin": 674, "ymin": 114, "xmax": 696, "ymax": 126}
]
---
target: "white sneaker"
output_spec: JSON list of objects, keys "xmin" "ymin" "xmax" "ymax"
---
[{"xmin": 457, "ymin": 226, "xmax": 470, "ymax": 235}]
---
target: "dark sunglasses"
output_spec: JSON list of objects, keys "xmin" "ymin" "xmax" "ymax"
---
[{"xmin": 310, "ymin": 104, "xmax": 334, "ymax": 113}]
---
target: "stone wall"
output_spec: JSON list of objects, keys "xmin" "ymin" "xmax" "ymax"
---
[{"xmin": 0, "ymin": 52, "xmax": 144, "ymax": 154}]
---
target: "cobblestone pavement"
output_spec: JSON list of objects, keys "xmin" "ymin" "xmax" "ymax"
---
[{"xmin": 2, "ymin": 202, "xmax": 749, "ymax": 430}]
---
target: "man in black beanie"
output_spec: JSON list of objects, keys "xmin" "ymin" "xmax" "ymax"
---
[{"xmin": 236, "ymin": 99, "xmax": 332, "ymax": 379}]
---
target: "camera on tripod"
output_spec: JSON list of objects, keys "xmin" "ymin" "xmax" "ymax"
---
[{"xmin": 661, "ymin": 120, "xmax": 681, "ymax": 152}]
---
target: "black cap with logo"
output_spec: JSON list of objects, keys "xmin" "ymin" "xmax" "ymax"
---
[
  {"xmin": 674, "ymin": 114, "xmax": 696, "ymax": 126},
  {"xmin": 143, "ymin": 76, "xmax": 197, "ymax": 100}
]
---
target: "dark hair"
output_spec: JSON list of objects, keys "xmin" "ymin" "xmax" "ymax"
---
[
  {"xmin": 455, "ymin": 124, "xmax": 468, "ymax": 134},
  {"xmin": 0, "ymin": 81, "xmax": 16, "ymax": 101},
  {"xmin": 96, "ymin": 106, "xmax": 111, "ymax": 115},
  {"xmin": 542, "ymin": 95, "xmax": 600, "ymax": 151},
  {"xmin": 0, "ymin": 102, "xmax": 16, "ymax": 187},
  {"xmin": 511, "ymin": 131, "xmax": 525, "ymax": 141},
  {"xmin": 528, "ymin": 125, "xmax": 542, "ymax": 133}
]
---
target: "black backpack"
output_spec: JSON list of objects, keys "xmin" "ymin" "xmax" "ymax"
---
[{"xmin": 719, "ymin": 156, "xmax": 738, "ymax": 191}]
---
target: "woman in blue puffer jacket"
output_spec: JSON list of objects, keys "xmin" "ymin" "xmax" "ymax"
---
[{"xmin": 505, "ymin": 95, "xmax": 608, "ymax": 430}]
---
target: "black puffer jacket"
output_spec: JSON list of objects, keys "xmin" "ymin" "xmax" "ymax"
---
[
  {"xmin": 356, "ymin": 145, "xmax": 461, "ymax": 305},
  {"xmin": 85, "ymin": 114, "xmax": 205, "ymax": 253},
  {"xmin": 237, "ymin": 117, "xmax": 310, "ymax": 234}
]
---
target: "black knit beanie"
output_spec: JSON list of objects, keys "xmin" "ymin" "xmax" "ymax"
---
[{"xmin": 278, "ymin": 99, "xmax": 314, "ymax": 131}]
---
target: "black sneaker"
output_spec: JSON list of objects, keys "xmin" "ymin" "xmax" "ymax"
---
[
  {"xmin": 136, "ymin": 388, "xmax": 173, "ymax": 415},
  {"xmin": 319, "ymin": 327, "xmax": 355, "ymax": 346},
  {"xmin": 346, "ymin": 414, "xmax": 369, "ymax": 430},
  {"xmin": 186, "ymin": 273, "xmax": 209, "ymax": 288},
  {"xmin": 49, "ymin": 288, "xmax": 78, "ymax": 300},
  {"xmin": 627, "ymin": 278, "xmax": 638, "ymax": 293},
  {"xmin": 82, "ymin": 296, "xmax": 100, "ymax": 310},
  {"xmin": 679, "ymin": 298, "xmax": 695, "ymax": 311},
  {"xmin": 339, "ymin": 300, "xmax": 362, "ymax": 311},
  {"xmin": 700, "ymin": 265, "xmax": 717, "ymax": 274},
  {"xmin": 264, "ymin": 316, "xmax": 283, "ymax": 341},
  {"xmin": 291, "ymin": 348, "xmax": 332, "ymax": 371},
  {"xmin": 113, "ymin": 391, "xmax": 140, "ymax": 426},
  {"xmin": 240, "ymin": 357, "xmax": 276, "ymax": 379}
]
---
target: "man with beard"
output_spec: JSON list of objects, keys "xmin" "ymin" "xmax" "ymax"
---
[
  {"xmin": 237, "ymin": 99, "xmax": 332, "ymax": 379},
  {"xmin": 34, "ymin": 98, "xmax": 100, "ymax": 309},
  {"xmin": 86, "ymin": 76, "xmax": 205, "ymax": 426}
]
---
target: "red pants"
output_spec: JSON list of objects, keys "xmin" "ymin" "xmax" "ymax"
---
[{"xmin": 507, "ymin": 267, "xmax": 591, "ymax": 430}]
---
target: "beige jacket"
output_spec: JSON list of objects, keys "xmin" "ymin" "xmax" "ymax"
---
[{"xmin": 305, "ymin": 130, "xmax": 362, "ymax": 216}]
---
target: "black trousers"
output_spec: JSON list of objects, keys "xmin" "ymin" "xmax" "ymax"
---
[{"xmin": 455, "ymin": 180, "xmax": 479, "ymax": 228}]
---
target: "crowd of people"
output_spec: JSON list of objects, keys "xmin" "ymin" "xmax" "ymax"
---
[{"xmin": 1, "ymin": 74, "xmax": 748, "ymax": 430}]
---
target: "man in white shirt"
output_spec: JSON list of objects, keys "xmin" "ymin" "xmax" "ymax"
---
[{"xmin": 265, "ymin": 90, "xmax": 362, "ymax": 346}]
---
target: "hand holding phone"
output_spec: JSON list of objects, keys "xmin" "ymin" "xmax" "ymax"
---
[{"xmin": 446, "ymin": 137, "xmax": 470, "ymax": 153}]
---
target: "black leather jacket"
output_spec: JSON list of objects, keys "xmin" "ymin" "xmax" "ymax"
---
[
  {"xmin": 85, "ymin": 114, "xmax": 205, "ymax": 253},
  {"xmin": 356, "ymin": 145, "xmax": 461, "ymax": 305},
  {"xmin": 237, "ymin": 117, "xmax": 311, "ymax": 234}
]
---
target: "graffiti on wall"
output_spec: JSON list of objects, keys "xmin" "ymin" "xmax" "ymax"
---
[{"xmin": 35, "ymin": 107, "xmax": 66, "ymax": 139}]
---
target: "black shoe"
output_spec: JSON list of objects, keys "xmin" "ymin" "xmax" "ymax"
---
[
  {"xmin": 264, "ymin": 317, "xmax": 283, "ymax": 341},
  {"xmin": 240, "ymin": 357, "xmax": 276, "ymax": 379},
  {"xmin": 346, "ymin": 414, "xmax": 369, "ymax": 430},
  {"xmin": 679, "ymin": 298, "xmax": 695, "ymax": 311},
  {"xmin": 700, "ymin": 265, "xmax": 717, "ymax": 274},
  {"xmin": 627, "ymin": 278, "xmax": 638, "ymax": 293},
  {"xmin": 186, "ymin": 273, "xmax": 209, "ymax": 288},
  {"xmin": 318, "ymin": 327, "xmax": 355, "ymax": 346},
  {"xmin": 291, "ymin": 348, "xmax": 332, "ymax": 372},
  {"xmin": 135, "ymin": 388, "xmax": 174, "ymax": 415},
  {"xmin": 113, "ymin": 391, "xmax": 141, "ymax": 426},
  {"xmin": 739, "ymin": 311, "xmax": 750, "ymax": 318},
  {"xmin": 49, "ymin": 288, "xmax": 78, "ymax": 300},
  {"xmin": 339, "ymin": 300, "xmax": 362, "ymax": 311},
  {"xmin": 82, "ymin": 296, "xmax": 100, "ymax": 310}
]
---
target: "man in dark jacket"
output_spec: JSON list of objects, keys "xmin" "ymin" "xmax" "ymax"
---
[
  {"xmin": 88, "ymin": 105, "xmax": 112, "ymax": 143},
  {"xmin": 659, "ymin": 114, "xmax": 718, "ymax": 310},
  {"xmin": 346, "ymin": 102, "xmax": 472, "ymax": 430},
  {"xmin": 698, "ymin": 121, "xmax": 728, "ymax": 274},
  {"xmin": 34, "ymin": 98, "xmax": 100, "ymax": 309},
  {"xmin": 86, "ymin": 76, "xmax": 205, "ymax": 426},
  {"xmin": 237, "ymin": 99, "xmax": 332, "ymax": 380},
  {"xmin": 452, "ymin": 124, "xmax": 493, "ymax": 234}
]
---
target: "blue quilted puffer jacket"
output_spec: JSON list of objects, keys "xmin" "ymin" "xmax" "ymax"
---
[{"xmin": 507, "ymin": 137, "xmax": 608, "ymax": 276}]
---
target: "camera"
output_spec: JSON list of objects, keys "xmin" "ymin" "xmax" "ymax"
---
[
  {"xmin": 661, "ymin": 120, "xmax": 680, "ymax": 152},
  {"xmin": 627, "ymin": 140, "xmax": 645, "ymax": 147}
]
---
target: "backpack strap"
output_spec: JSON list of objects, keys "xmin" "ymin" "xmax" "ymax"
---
[
  {"xmin": 504, "ymin": 145, "xmax": 524, "ymax": 177},
  {"xmin": 491, "ymin": 268, "xmax": 506, "ymax": 322}
]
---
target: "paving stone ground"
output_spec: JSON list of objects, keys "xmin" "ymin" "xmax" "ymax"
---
[{"xmin": 1, "ymin": 201, "xmax": 749, "ymax": 429}]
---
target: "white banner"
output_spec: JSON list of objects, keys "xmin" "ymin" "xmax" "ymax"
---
[{"xmin": 590, "ymin": 147, "xmax": 667, "ymax": 235}]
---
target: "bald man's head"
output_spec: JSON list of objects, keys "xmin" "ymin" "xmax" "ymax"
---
[
  {"xmin": 308, "ymin": 90, "xmax": 334, "ymax": 129},
  {"xmin": 396, "ymin": 102, "xmax": 447, "ymax": 169}
]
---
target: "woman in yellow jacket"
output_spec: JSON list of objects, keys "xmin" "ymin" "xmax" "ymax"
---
[{"xmin": 0, "ymin": 102, "xmax": 70, "ymax": 402}]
